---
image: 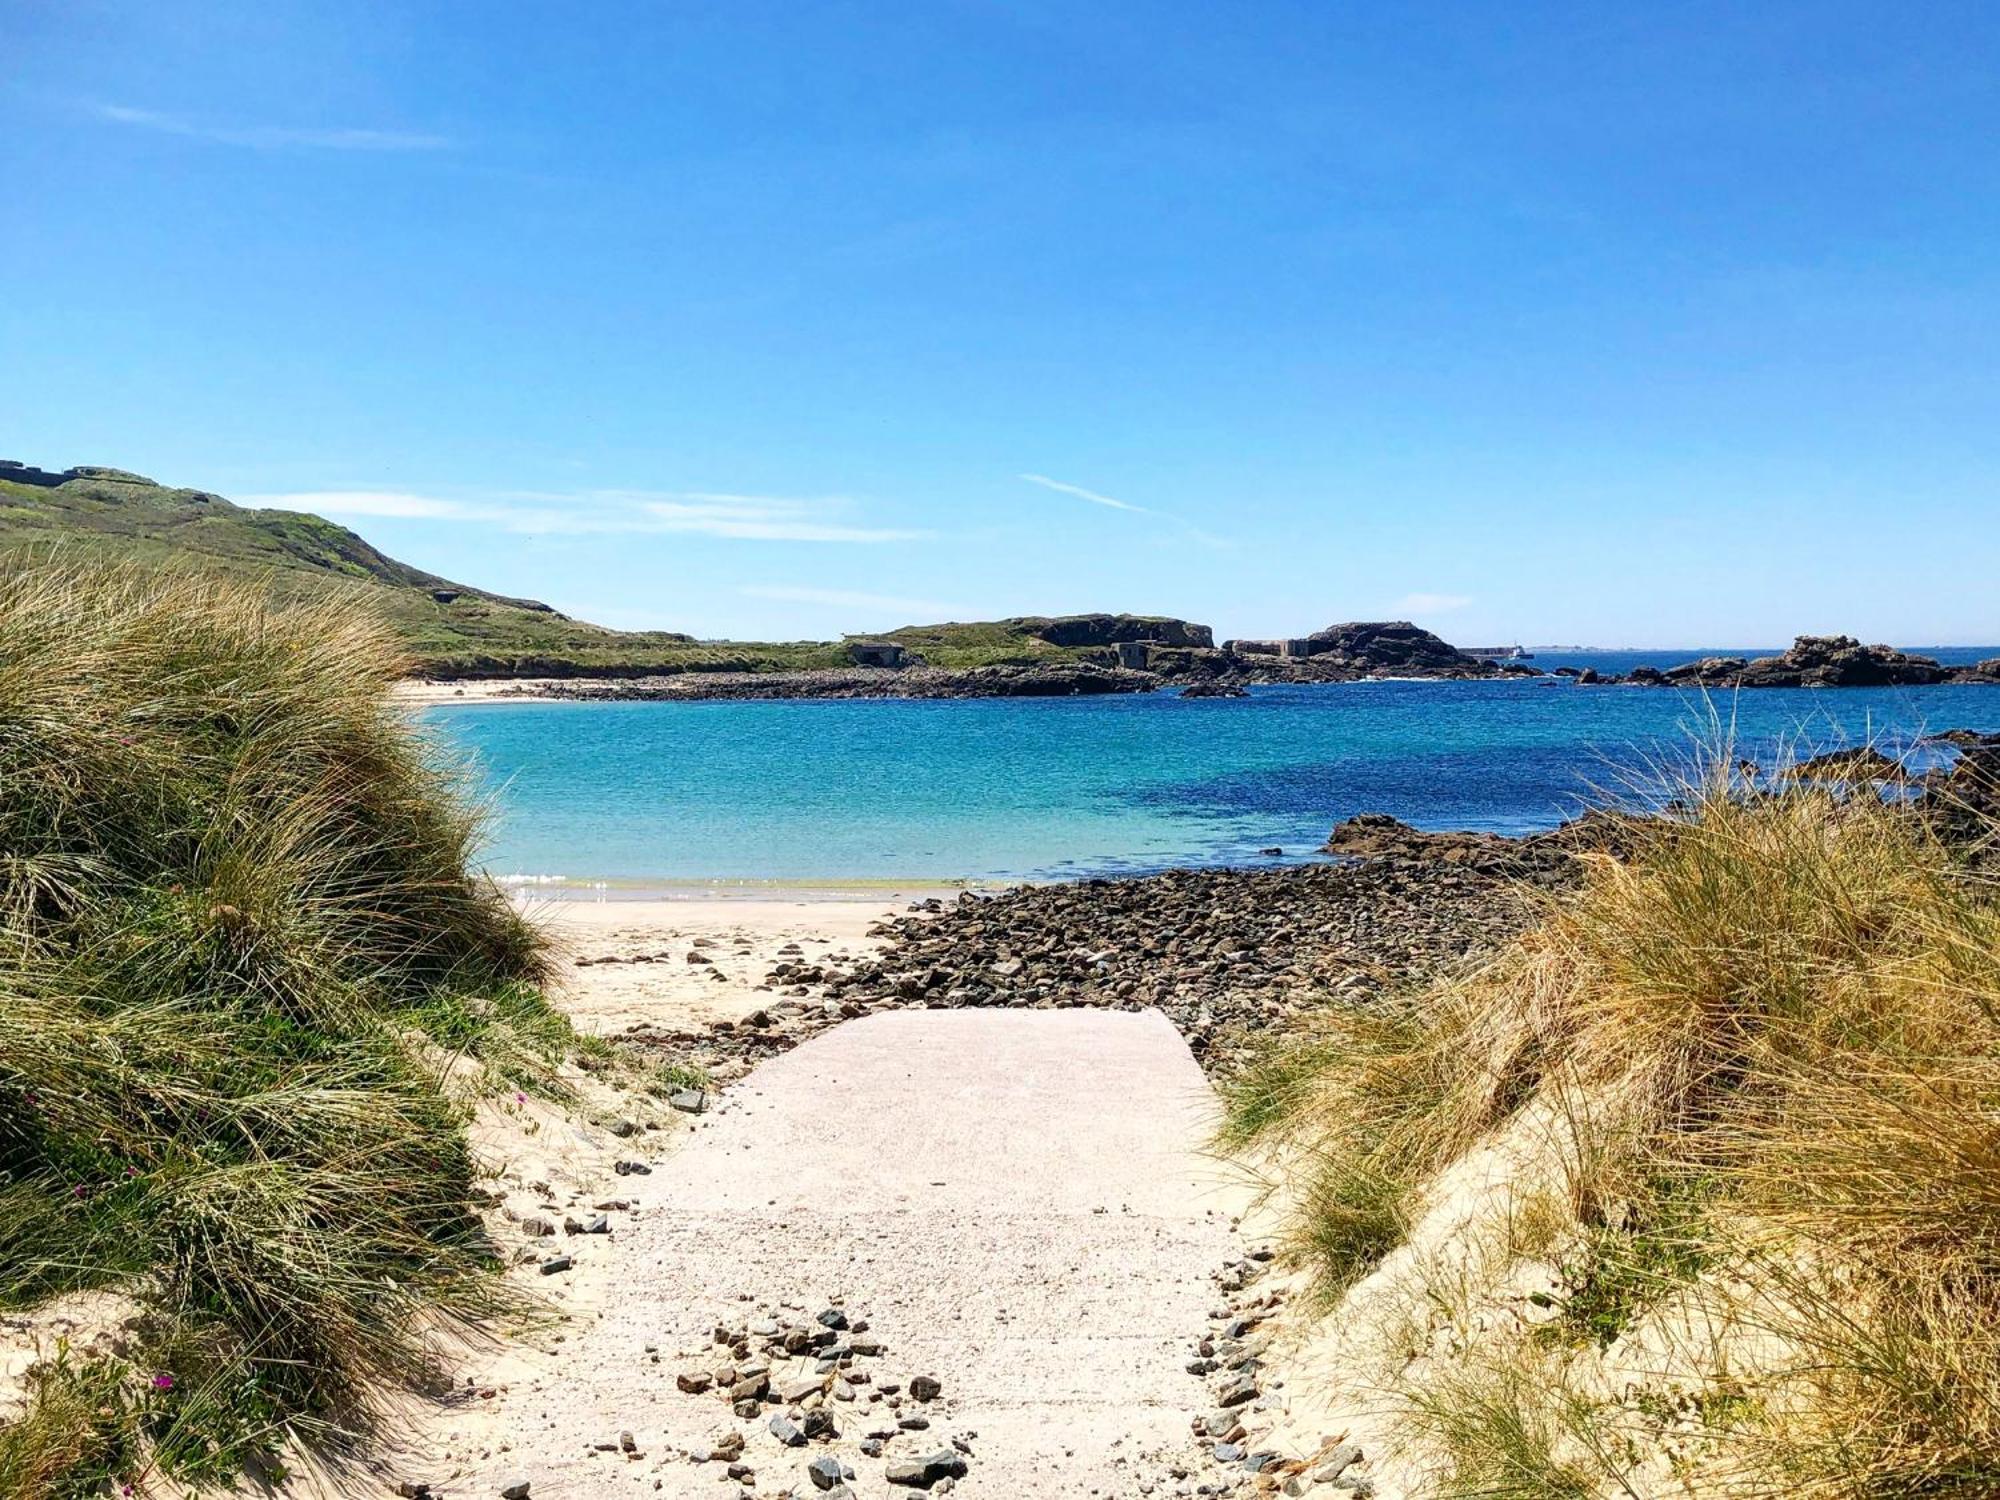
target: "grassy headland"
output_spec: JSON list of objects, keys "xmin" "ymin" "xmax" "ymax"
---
[
  {"xmin": 0, "ymin": 561, "xmax": 668, "ymax": 1494},
  {"xmin": 0, "ymin": 464, "xmax": 1150, "ymax": 679},
  {"xmin": 1223, "ymin": 765, "xmax": 2000, "ymax": 1496}
]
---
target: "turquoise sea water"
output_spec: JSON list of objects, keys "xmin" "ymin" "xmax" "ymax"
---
[{"xmin": 425, "ymin": 647, "xmax": 2000, "ymax": 885}]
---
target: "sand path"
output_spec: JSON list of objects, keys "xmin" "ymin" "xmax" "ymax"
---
[{"xmin": 429, "ymin": 1008, "xmax": 1244, "ymax": 1498}]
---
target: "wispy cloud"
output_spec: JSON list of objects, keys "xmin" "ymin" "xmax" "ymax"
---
[
  {"xmin": 1018, "ymin": 473, "xmax": 1148, "ymax": 513},
  {"xmin": 1017, "ymin": 472, "xmax": 1234, "ymax": 551},
  {"xmin": 93, "ymin": 103, "xmax": 450, "ymax": 152},
  {"xmin": 740, "ymin": 585, "xmax": 973, "ymax": 618},
  {"xmin": 1392, "ymin": 591, "xmax": 1474, "ymax": 614},
  {"xmin": 644, "ymin": 495, "xmax": 929, "ymax": 543},
  {"xmin": 248, "ymin": 488, "xmax": 929, "ymax": 544}
]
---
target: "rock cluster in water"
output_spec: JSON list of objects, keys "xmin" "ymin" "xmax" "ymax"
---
[{"xmin": 1557, "ymin": 635, "xmax": 2000, "ymax": 688}]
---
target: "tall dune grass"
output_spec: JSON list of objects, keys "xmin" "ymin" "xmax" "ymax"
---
[
  {"xmin": 0, "ymin": 563, "xmax": 579, "ymax": 1492},
  {"xmin": 1227, "ymin": 760, "xmax": 2000, "ymax": 1495}
]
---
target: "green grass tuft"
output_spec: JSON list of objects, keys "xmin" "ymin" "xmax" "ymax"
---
[{"xmin": 0, "ymin": 561, "xmax": 598, "ymax": 1489}]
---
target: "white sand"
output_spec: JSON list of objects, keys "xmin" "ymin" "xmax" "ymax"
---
[
  {"xmin": 393, "ymin": 679, "xmax": 568, "ymax": 705},
  {"xmin": 530, "ymin": 893, "xmax": 928, "ymax": 1033}
]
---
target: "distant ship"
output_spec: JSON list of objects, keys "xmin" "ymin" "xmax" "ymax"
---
[{"xmin": 1466, "ymin": 643, "xmax": 1536, "ymax": 661}]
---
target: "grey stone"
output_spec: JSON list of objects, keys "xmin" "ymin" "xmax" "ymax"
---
[
  {"xmin": 802, "ymin": 1408, "xmax": 838, "ymax": 1440},
  {"xmin": 909, "ymin": 1374, "xmax": 943, "ymax": 1402},
  {"xmin": 886, "ymin": 1450, "xmax": 968, "ymax": 1489},
  {"xmin": 1215, "ymin": 1373, "xmax": 1258, "ymax": 1407},
  {"xmin": 1311, "ymin": 1443, "xmax": 1362, "ymax": 1483},
  {"xmin": 769, "ymin": 1414, "xmax": 807, "ymax": 1447},
  {"xmin": 808, "ymin": 1455, "xmax": 848, "ymax": 1490},
  {"xmin": 669, "ymin": 1089, "xmax": 707, "ymax": 1114}
]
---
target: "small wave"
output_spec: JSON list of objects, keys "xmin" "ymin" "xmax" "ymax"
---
[{"xmin": 496, "ymin": 872, "xmax": 572, "ymax": 887}]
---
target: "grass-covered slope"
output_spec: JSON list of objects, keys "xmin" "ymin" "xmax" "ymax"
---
[
  {"xmin": 1226, "ymin": 768, "xmax": 2000, "ymax": 1497},
  {"xmin": 0, "ymin": 464, "xmax": 734, "ymax": 678},
  {"xmin": 0, "ymin": 563, "xmax": 631, "ymax": 1493},
  {"xmin": 0, "ymin": 464, "xmax": 1182, "ymax": 679}
]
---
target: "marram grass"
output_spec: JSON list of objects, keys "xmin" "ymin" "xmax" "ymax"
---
[
  {"xmin": 0, "ymin": 562, "xmax": 599, "ymax": 1493},
  {"xmin": 1228, "ymin": 761, "xmax": 2000, "ymax": 1496}
]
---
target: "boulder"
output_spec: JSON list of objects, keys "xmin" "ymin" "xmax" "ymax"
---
[{"xmin": 1782, "ymin": 747, "xmax": 1913, "ymax": 784}]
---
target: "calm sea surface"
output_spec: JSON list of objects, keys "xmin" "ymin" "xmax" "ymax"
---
[{"xmin": 425, "ymin": 646, "xmax": 2000, "ymax": 885}]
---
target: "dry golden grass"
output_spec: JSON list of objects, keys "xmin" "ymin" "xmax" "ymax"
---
[{"xmin": 1228, "ymin": 760, "xmax": 2000, "ymax": 1496}]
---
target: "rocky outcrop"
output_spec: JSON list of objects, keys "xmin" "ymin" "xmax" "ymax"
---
[
  {"xmin": 1, "ymin": 461, "xmax": 162, "ymax": 488},
  {"xmin": 1322, "ymin": 810, "xmax": 1644, "ymax": 872},
  {"xmin": 1596, "ymin": 636, "xmax": 1986, "ymax": 688},
  {"xmin": 1225, "ymin": 621, "xmax": 1518, "ymax": 681},
  {"xmin": 1121, "ymin": 644, "xmax": 1241, "ymax": 679},
  {"xmin": 1918, "ymin": 731, "xmax": 2000, "ymax": 862},
  {"xmin": 1782, "ymin": 747, "xmax": 1914, "ymax": 784},
  {"xmin": 1006, "ymin": 614, "xmax": 1216, "ymax": 650}
]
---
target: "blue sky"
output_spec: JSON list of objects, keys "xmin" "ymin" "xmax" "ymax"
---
[{"xmin": 5, "ymin": 1, "xmax": 1998, "ymax": 646}]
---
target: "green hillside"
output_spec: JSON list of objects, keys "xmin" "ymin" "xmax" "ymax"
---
[
  {"xmin": 0, "ymin": 463, "xmax": 839, "ymax": 677},
  {"xmin": 0, "ymin": 462, "xmax": 1204, "ymax": 677}
]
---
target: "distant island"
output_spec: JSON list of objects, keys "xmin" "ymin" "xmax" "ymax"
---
[{"xmin": 5, "ymin": 460, "xmax": 1996, "ymax": 698}]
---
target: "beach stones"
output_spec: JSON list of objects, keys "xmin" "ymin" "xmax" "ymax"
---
[
  {"xmin": 885, "ymin": 1450, "xmax": 968, "ymax": 1489},
  {"xmin": 807, "ymin": 1455, "xmax": 848, "ymax": 1489}
]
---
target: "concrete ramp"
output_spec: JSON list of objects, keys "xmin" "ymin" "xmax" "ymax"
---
[{"xmin": 447, "ymin": 1009, "xmax": 1246, "ymax": 1498}]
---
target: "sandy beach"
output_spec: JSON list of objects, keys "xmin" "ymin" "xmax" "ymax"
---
[
  {"xmin": 394, "ymin": 679, "xmax": 568, "ymax": 705},
  {"xmin": 527, "ymin": 891, "xmax": 928, "ymax": 1033}
]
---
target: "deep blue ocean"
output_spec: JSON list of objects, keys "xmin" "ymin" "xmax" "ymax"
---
[{"xmin": 425, "ymin": 646, "xmax": 2000, "ymax": 885}]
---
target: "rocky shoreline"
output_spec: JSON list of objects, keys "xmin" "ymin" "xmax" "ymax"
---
[
  {"xmin": 512, "ymin": 662, "xmax": 1163, "ymax": 701},
  {"xmin": 420, "ymin": 628, "xmax": 2000, "ymax": 703},
  {"xmin": 623, "ymin": 827, "xmax": 1580, "ymax": 1085}
]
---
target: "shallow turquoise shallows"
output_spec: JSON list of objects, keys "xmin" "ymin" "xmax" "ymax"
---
[{"xmin": 424, "ymin": 654, "xmax": 2000, "ymax": 885}]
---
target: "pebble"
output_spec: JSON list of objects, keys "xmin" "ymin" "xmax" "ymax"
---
[
  {"xmin": 807, "ymin": 1455, "xmax": 849, "ymax": 1490},
  {"xmin": 885, "ymin": 1450, "xmax": 969, "ymax": 1489}
]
